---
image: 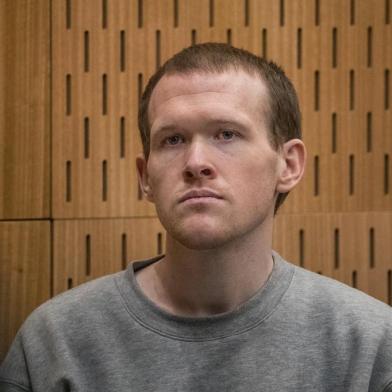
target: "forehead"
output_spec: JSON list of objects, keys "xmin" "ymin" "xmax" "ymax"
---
[{"xmin": 148, "ymin": 70, "xmax": 270, "ymax": 127}]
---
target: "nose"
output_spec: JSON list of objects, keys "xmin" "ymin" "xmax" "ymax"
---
[{"xmin": 182, "ymin": 140, "xmax": 217, "ymax": 181}]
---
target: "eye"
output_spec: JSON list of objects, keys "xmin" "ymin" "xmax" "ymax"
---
[
  {"xmin": 217, "ymin": 129, "xmax": 237, "ymax": 141},
  {"xmin": 164, "ymin": 134, "xmax": 184, "ymax": 146}
]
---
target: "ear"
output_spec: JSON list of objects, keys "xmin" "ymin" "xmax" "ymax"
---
[
  {"xmin": 136, "ymin": 154, "xmax": 154, "ymax": 202},
  {"xmin": 276, "ymin": 139, "xmax": 307, "ymax": 194}
]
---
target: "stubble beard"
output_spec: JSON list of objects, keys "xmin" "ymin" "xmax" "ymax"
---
[{"xmin": 158, "ymin": 205, "xmax": 271, "ymax": 251}]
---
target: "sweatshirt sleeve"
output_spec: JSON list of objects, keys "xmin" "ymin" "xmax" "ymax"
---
[
  {"xmin": 0, "ymin": 380, "xmax": 31, "ymax": 392},
  {"xmin": 383, "ymin": 380, "xmax": 392, "ymax": 392},
  {"xmin": 0, "ymin": 332, "xmax": 31, "ymax": 391}
]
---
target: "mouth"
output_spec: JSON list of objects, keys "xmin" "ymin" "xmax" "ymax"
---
[{"xmin": 179, "ymin": 189, "xmax": 223, "ymax": 203}]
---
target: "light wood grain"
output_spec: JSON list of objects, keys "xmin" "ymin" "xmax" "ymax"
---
[
  {"xmin": 274, "ymin": 212, "xmax": 392, "ymax": 303},
  {"xmin": 0, "ymin": 221, "xmax": 51, "ymax": 361},
  {"xmin": 50, "ymin": 0, "xmax": 391, "ymax": 218},
  {"xmin": 53, "ymin": 217, "xmax": 165, "ymax": 295},
  {"xmin": 0, "ymin": 0, "xmax": 50, "ymax": 219}
]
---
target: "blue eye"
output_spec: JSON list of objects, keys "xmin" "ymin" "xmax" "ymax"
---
[
  {"xmin": 164, "ymin": 135, "xmax": 183, "ymax": 145},
  {"xmin": 218, "ymin": 129, "xmax": 236, "ymax": 140}
]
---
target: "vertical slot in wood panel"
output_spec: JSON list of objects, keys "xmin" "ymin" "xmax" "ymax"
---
[
  {"xmin": 280, "ymin": 0, "xmax": 285, "ymax": 26},
  {"xmin": 191, "ymin": 29, "xmax": 197, "ymax": 45},
  {"xmin": 66, "ymin": 74, "xmax": 71, "ymax": 115},
  {"xmin": 209, "ymin": 0, "xmax": 214, "ymax": 27},
  {"xmin": 388, "ymin": 270, "xmax": 392, "ymax": 305},
  {"xmin": 66, "ymin": 0, "xmax": 71, "ymax": 29},
  {"xmin": 314, "ymin": 71, "xmax": 320, "ymax": 111},
  {"xmin": 102, "ymin": 74, "xmax": 108, "ymax": 115},
  {"xmin": 84, "ymin": 117, "xmax": 90, "ymax": 159},
  {"xmin": 350, "ymin": 70, "xmax": 355, "ymax": 110},
  {"xmin": 84, "ymin": 31, "xmax": 89, "ymax": 72},
  {"xmin": 244, "ymin": 0, "xmax": 249, "ymax": 26},
  {"xmin": 332, "ymin": 112, "xmax": 337, "ymax": 153},
  {"xmin": 120, "ymin": 30, "xmax": 126, "ymax": 72},
  {"xmin": 66, "ymin": 161, "xmax": 72, "ymax": 202},
  {"xmin": 120, "ymin": 117, "xmax": 125, "ymax": 158},
  {"xmin": 174, "ymin": 0, "xmax": 179, "ymax": 27},
  {"xmin": 157, "ymin": 232, "xmax": 163, "ymax": 254},
  {"xmin": 85, "ymin": 234, "xmax": 91, "ymax": 276},
  {"xmin": 138, "ymin": 0, "xmax": 143, "ymax": 28},
  {"xmin": 315, "ymin": 0, "xmax": 320, "ymax": 26},
  {"xmin": 350, "ymin": 0, "xmax": 355, "ymax": 25},
  {"xmin": 102, "ymin": 0, "xmax": 108, "ymax": 28},
  {"xmin": 385, "ymin": 69, "xmax": 390, "ymax": 110},
  {"xmin": 261, "ymin": 28, "xmax": 267, "ymax": 59},
  {"xmin": 386, "ymin": 0, "xmax": 391, "ymax": 24},
  {"xmin": 102, "ymin": 160, "xmax": 108, "ymax": 201},
  {"xmin": 122, "ymin": 233, "xmax": 127, "ymax": 269},
  {"xmin": 369, "ymin": 227, "xmax": 375, "ymax": 269},
  {"xmin": 349, "ymin": 154, "xmax": 355, "ymax": 195},
  {"xmin": 367, "ymin": 26, "xmax": 372, "ymax": 67},
  {"xmin": 385, "ymin": 154, "xmax": 390, "ymax": 194},
  {"xmin": 299, "ymin": 229, "xmax": 305, "ymax": 267},
  {"xmin": 227, "ymin": 29, "xmax": 232, "ymax": 45},
  {"xmin": 332, "ymin": 27, "xmax": 337, "ymax": 68},
  {"xmin": 334, "ymin": 228, "xmax": 340, "ymax": 269},
  {"xmin": 314, "ymin": 155, "xmax": 319, "ymax": 196},
  {"xmin": 367, "ymin": 112, "xmax": 372, "ymax": 152},
  {"xmin": 67, "ymin": 278, "xmax": 73, "ymax": 289},
  {"xmin": 156, "ymin": 30, "xmax": 161, "ymax": 70},
  {"xmin": 352, "ymin": 270, "xmax": 357, "ymax": 288},
  {"xmin": 297, "ymin": 28, "xmax": 302, "ymax": 69}
]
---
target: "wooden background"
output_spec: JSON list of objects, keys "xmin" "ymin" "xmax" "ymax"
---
[{"xmin": 0, "ymin": 0, "xmax": 391, "ymax": 362}]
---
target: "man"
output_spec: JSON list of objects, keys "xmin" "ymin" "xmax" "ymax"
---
[{"xmin": 1, "ymin": 43, "xmax": 392, "ymax": 391}]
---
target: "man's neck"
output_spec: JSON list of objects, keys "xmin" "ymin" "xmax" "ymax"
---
[{"xmin": 135, "ymin": 224, "xmax": 274, "ymax": 317}]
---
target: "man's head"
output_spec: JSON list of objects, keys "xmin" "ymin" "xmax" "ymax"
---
[
  {"xmin": 136, "ymin": 43, "xmax": 306, "ymax": 250},
  {"xmin": 138, "ymin": 43, "xmax": 302, "ymax": 213}
]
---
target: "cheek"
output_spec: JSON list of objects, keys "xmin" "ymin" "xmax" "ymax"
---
[
  {"xmin": 146, "ymin": 162, "xmax": 162, "ymax": 195},
  {"xmin": 147, "ymin": 163, "xmax": 176, "ymax": 201},
  {"xmin": 232, "ymin": 157, "xmax": 279, "ymax": 196}
]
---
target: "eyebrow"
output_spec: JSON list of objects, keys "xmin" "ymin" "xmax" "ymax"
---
[{"xmin": 152, "ymin": 118, "xmax": 249, "ymax": 136}]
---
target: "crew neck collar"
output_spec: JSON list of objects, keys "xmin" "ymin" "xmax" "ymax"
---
[{"xmin": 115, "ymin": 251, "xmax": 295, "ymax": 341}]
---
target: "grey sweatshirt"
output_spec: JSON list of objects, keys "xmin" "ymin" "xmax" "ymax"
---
[{"xmin": 1, "ymin": 251, "xmax": 392, "ymax": 391}]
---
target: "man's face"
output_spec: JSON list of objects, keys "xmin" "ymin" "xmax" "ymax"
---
[{"xmin": 137, "ymin": 70, "xmax": 285, "ymax": 250}]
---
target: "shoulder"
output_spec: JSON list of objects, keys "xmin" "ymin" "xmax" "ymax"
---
[
  {"xmin": 21, "ymin": 270, "xmax": 128, "ymax": 336},
  {"xmin": 284, "ymin": 263, "xmax": 392, "ymax": 392},
  {"xmin": 17, "ymin": 255, "xmax": 162, "ymax": 340},
  {"xmin": 286, "ymin": 262, "xmax": 392, "ymax": 336},
  {"xmin": 0, "ymin": 269, "xmax": 135, "ymax": 387},
  {"xmin": 292, "ymin": 264, "xmax": 391, "ymax": 311}
]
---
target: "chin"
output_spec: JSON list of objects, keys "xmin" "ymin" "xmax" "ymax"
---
[
  {"xmin": 177, "ymin": 236, "xmax": 228, "ymax": 250},
  {"xmin": 170, "ymin": 225, "xmax": 236, "ymax": 250},
  {"xmin": 160, "ymin": 210, "xmax": 269, "ymax": 251}
]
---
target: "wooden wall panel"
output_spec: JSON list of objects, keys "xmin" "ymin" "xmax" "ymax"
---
[
  {"xmin": 0, "ymin": 221, "xmax": 51, "ymax": 360},
  {"xmin": 273, "ymin": 212, "xmax": 392, "ymax": 304},
  {"xmin": 0, "ymin": 0, "xmax": 50, "ymax": 219},
  {"xmin": 51, "ymin": 1, "xmax": 161, "ymax": 218},
  {"xmin": 53, "ymin": 218, "xmax": 165, "ymax": 295},
  {"xmin": 48, "ymin": 0, "xmax": 391, "ymax": 308},
  {"xmin": 51, "ymin": 0, "xmax": 391, "ymax": 218}
]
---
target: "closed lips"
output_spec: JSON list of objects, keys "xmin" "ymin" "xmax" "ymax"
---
[{"xmin": 179, "ymin": 190, "xmax": 223, "ymax": 203}]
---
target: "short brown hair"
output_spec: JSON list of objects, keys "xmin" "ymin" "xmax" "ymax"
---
[{"xmin": 138, "ymin": 42, "xmax": 301, "ymax": 213}]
